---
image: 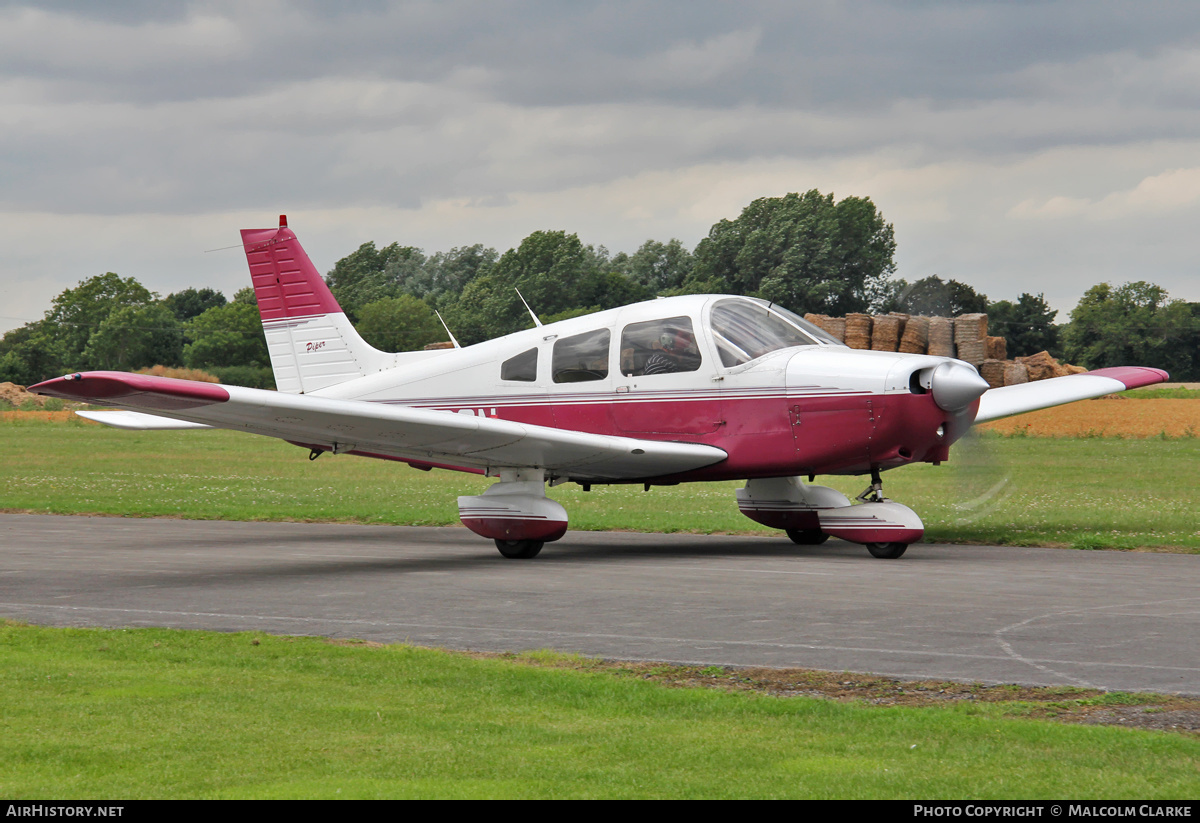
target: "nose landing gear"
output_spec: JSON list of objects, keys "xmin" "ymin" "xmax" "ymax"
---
[{"xmin": 737, "ymin": 472, "xmax": 923, "ymax": 558}]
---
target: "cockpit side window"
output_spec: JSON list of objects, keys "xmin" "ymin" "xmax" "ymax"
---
[
  {"xmin": 552, "ymin": 329, "xmax": 611, "ymax": 383},
  {"xmin": 710, "ymin": 299, "xmax": 826, "ymax": 367},
  {"xmin": 501, "ymin": 348, "xmax": 538, "ymax": 382},
  {"xmin": 620, "ymin": 316, "xmax": 702, "ymax": 376}
]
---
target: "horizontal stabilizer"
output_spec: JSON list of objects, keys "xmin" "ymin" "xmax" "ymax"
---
[
  {"xmin": 975, "ymin": 366, "xmax": 1169, "ymax": 423},
  {"xmin": 76, "ymin": 410, "xmax": 212, "ymax": 430}
]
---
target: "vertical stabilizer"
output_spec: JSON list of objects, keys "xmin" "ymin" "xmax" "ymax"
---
[{"xmin": 241, "ymin": 218, "xmax": 389, "ymax": 394}]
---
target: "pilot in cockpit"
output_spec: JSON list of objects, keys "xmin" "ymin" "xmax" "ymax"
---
[{"xmin": 643, "ymin": 328, "xmax": 700, "ymax": 374}]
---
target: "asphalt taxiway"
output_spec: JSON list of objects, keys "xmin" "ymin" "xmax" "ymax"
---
[{"xmin": 1, "ymin": 513, "xmax": 1196, "ymax": 694}]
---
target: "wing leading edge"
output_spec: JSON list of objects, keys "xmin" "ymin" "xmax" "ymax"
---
[
  {"xmin": 31, "ymin": 371, "xmax": 727, "ymax": 481},
  {"xmin": 974, "ymin": 366, "xmax": 1169, "ymax": 423}
]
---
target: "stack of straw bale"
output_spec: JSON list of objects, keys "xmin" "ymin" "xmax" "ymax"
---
[
  {"xmin": 844, "ymin": 313, "xmax": 873, "ymax": 350},
  {"xmin": 954, "ymin": 313, "xmax": 988, "ymax": 365},
  {"xmin": 803, "ymin": 313, "xmax": 847, "ymax": 343}
]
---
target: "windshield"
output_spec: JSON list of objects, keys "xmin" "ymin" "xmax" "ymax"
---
[{"xmin": 709, "ymin": 298, "xmax": 839, "ymax": 367}]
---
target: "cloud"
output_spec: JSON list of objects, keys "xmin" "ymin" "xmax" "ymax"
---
[
  {"xmin": 4, "ymin": 1, "xmax": 1200, "ymax": 336},
  {"xmin": 1010, "ymin": 165, "xmax": 1200, "ymax": 219}
]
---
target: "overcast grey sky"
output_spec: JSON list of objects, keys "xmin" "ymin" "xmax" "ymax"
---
[{"xmin": 3, "ymin": 0, "xmax": 1199, "ymax": 334}]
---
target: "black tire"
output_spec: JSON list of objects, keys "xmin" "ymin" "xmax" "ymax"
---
[
  {"xmin": 866, "ymin": 542, "xmax": 908, "ymax": 559},
  {"xmin": 785, "ymin": 529, "xmax": 829, "ymax": 546},
  {"xmin": 495, "ymin": 539, "xmax": 544, "ymax": 559}
]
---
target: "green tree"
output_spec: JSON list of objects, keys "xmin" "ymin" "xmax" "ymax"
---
[
  {"xmin": 407, "ymin": 244, "xmax": 498, "ymax": 305},
  {"xmin": 356, "ymin": 296, "xmax": 446, "ymax": 352},
  {"xmin": 82, "ymin": 303, "xmax": 184, "ymax": 371},
  {"xmin": 183, "ymin": 302, "xmax": 269, "ymax": 370},
  {"xmin": 882, "ymin": 275, "xmax": 989, "ymax": 317},
  {"xmin": 620, "ymin": 239, "xmax": 694, "ymax": 293},
  {"xmin": 325, "ymin": 242, "xmax": 425, "ymax": 321},
  {"xmin": 1062, "ymin": 282, "xmax": 1199, "ymax": 377},
  {"xmin": 233, "ymin": 286, "xmax": 258, "ymax": 305},
  {"xmin": 988, "ymin": 293, "xmax": 1059, "ymax": 358},
  {"xmin": 44, "ymin": 273, "xmax": 155, "ymax": 366},
  {"xmin": 0, "ymin": 321, "xmax": 66, "ymax": 386},
  {"xmin": 443, "ymin": 231, "xmax": 650, "ymax": 344},
  {"xmin": 164, "ymin": 287, "xmax": 227, "ymax": 321},
  {"xmin": 687, "ymin": 191, "xmax": 896, "ymax": 315}
]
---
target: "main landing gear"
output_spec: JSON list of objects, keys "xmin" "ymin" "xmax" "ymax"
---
[
  {"xmin": 736, "ymin": 471, "xmax": 923, "ymax": 559},
  {"xmin": 458, "ymin": 470, "xmax": 567, "ymax": 560}
]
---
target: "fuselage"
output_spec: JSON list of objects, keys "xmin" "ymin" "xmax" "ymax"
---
[{"xmin": 313, "ymin": 294, "xmax": 979, "ymax": 482}]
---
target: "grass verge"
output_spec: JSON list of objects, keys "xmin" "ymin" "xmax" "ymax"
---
[{"xmin": 1, "ymin": 622, "xmax": 1196, "ymax": 799}]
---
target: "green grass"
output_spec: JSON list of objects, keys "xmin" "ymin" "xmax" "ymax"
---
[
  {"xmin": 1, "ymin": 622, "xmax": 1196, "ymax": 799},
  {"xmin": 1121, "ymin": 387, "xmax": 1200, "ymax": 399},
  {"xmin": 2, "ymin": 414, "xmax": 1198, "ymax": 551}
]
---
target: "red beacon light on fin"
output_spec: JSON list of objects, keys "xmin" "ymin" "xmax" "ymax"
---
[{"xmin": 279, "ymin": 214, "xmax": 288, "ymax": 228}]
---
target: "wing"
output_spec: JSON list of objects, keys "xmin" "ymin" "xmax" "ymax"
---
[
  {"xmin": 974, "ymin": 366, "xmax": 1169, "ymax": 423},
  {"xmin": 32, "ymin": 371, "xmax": 727, "ymax": 481}
]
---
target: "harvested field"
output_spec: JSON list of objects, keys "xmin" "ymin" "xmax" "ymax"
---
[
  {"xmin": 979, "ymin": 398, "xmax": 1200, "ymax": 438},
  {"xmin": 1, "ymin": 411, "xmax": 94, "ymax": 424}
]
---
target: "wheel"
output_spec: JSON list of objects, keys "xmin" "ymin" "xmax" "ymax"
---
[
  {"xmin": 866, "ymin": 542, "xmax": 908, "ymax": 559},
  {"xmin": 495, "ymin": 539, "xmax": 544, "ymax": 559},
  {"xmin": 786, "ymin": 528, "xmax": 829, "ymax": 546}
]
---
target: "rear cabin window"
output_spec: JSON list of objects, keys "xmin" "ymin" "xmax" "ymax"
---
[
  {"xmin": 501, "ymin": 348, "xmax": 538, "ymax": 382},
  {"xmin": 552, "ymin": 329, "xmax": 610, "ymax": 383},
  {"xmin": 620, "ymin": 316, "xmax": 702, "ymax": 376}
]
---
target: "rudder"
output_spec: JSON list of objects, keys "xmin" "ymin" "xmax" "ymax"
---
[{"xmin": 241, "ymin": 216, "xmax": 390, "ymax": 394}]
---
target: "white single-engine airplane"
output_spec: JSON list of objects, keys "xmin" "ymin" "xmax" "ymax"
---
[{"xmin": 32, "ymin": 217, "xmax": 1169, "ymax": 559}]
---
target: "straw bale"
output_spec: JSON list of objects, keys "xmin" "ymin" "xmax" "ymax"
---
[
  {"xmin": 1003, "ymin": 362, "xmax": 1029, "ymax": 386},
  {"xmin": 954, "ymin": 313, "xmax": 988, "ymax": 343},
  {"xmin": 870, "ymin": 315, "xmax": 901, "ymax": 351},
  {"xmin": 927, "ymin": 317, "xmax": 955, "ymax": 357},
  {"xmin": 804, "ymin": 313, "xmax": 847, "ymax": 343},
  {"xmin": 844, "ymin": 313, "xmax": 872, "ymax": 350},
  {"xmin": 956, "ymin": 339, "xmax": 987, "ymax": 366},
  {"xmin": 985, "ymin": 336, "xmax": 1007, "ymax": 361},
  {"xmin": 898, "ymin": 316, "xmax": 930, "ymax": 354},
  {"xmin": 1017, "ymin": 351, "xmax": 1060, "ymax": 381},
  {"xmin": 979, "ymin": 359, "xmax": 1006, "ymax": 389}
]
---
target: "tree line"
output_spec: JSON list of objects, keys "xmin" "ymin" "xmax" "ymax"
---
[{"xmin": 3, "ymin": 190, "xmax": 1198, "ymax": 388}]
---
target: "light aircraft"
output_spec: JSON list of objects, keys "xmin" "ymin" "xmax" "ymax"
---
[{"xmin": 32, "ymin": 217, "xmax": 1169, "ymax": 559}]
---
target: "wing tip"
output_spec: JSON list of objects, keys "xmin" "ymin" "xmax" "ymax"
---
[{"xmin": 1085, "ymin": 366, "xmax": 1170, "ymax": 390}]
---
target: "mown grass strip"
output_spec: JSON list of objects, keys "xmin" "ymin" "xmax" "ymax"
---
[
  {"xmin": 2, "ymin": 415, "xmax": 1198, "ymax": 551},
  {"xmin": 0, "ymin": 623, "xmax": 1196, "ymax": 799}
]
